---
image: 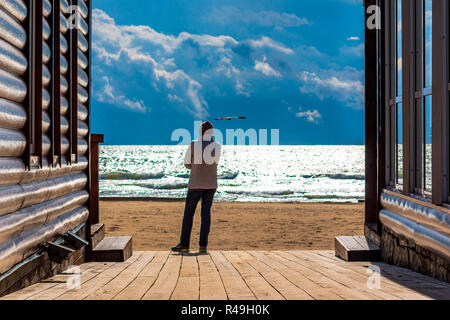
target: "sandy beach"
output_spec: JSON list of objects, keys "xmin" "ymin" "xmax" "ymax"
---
[{"xmin": 100, "ymin": 200, "xmax": 364, "ymax": 251}]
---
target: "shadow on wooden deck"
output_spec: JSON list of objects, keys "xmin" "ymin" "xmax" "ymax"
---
[{"xmin": 1, "ymin": 251, "xmax": 449, "ymax": 300}]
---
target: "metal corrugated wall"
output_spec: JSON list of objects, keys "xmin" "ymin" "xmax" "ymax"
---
[{"xmin": 0, "ymin": 0, "xmax": 90, "ymax": 275}]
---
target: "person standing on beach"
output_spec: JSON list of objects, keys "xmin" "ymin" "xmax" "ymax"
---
[{"xmin": 172, "ymin": 121, "xmax": 221, "ymax": 253}]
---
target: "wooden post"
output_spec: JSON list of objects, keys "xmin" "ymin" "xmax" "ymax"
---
[
  {"xmin": 378, "ymin": 0, "xmax": 387, "ymax": 216},
  {"xmin": 85, "ymin": 0, "xmax": 93, "ymax": 253},
  {"xmin": 28, "ymin": 0, "xmax": 43, "ymax": 167},
  {"xmin": 432, "ymin": 0, "xmax": 449, "ymax": 204},
  {"xmin": 365, "ymin": 0, "xmax": 380, "ymax": 232},
  {"xmin": 402, "ymin": 0, "xmax": 414, "ymax": 195},
  {"xmin": 25, "ymin": 0, "xmax": 33, "ymax": 168},
  {"xmin": 69, "ymin": 0, "xmax": 79, "ymax": 163},
  {"xmin": 89, "ymin": 134, "xmax": 104, "ymax": 225},
  {"xmin": 50, "ymin": 0, "xmax": 61, "ymax": 166}
]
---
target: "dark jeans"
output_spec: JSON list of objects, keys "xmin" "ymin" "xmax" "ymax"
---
[{"xmin": 179, "ymin": 189, "xmax": 216, "ymax": 248}]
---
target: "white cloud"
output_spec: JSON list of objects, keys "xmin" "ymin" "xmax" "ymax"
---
[
  {"xmin": 296, "ymin": 109, "xmax": 322, "ymax": 123},
  {"xmin": 299, "ymin": 68, "xmax": 364, "ymax": 109},
  {"xmin": 96, "ymin": 76, "xmax": 149, "ymax": 112},
  {"xmin": 93, "ymin": 10, "xmax": 297, "ymax": 111},
  {"xmin": 216, "ymin": 55, "xmax": 240, "ymax": 78},
  {"xmin": 163, "ymin": 58, "xmax": 176, "ymax": 67},
  {"xmin": 168, "ymin": 94, "xmax": 182, "ymax": 102},
  {"xmin": 254, "ymin": 58, "xmax": 282, "ymax": 78},
  {"xmin": 94, "ymin": 9, "xmax": 238, "ymax": 54},
  {"xmin": 207, "ymin": 6, "xmax": 312, "ymax": 27},
  {"xmin": 179, "ymin": 33, "xmax": 238, "ymax": 49},
  {"xmin": 339, "ymin": 43, "xmax": 364, "ymax": 57},
  {"xmin": 347, "ymin": 36, "xmax": 360, "ymax": 41},
  {"xmin": 235, "ymin": 80, "xmax": 250, "ymax": 97},
  {"xmin": 249, "ymin": 36, "xmax": 294, "ymax": 55},
  {"xmin": 93, "ymin": 9, "xmax": 209, "ymax": 117},
  {"xmin": 92, "ymin": 9, "xmax": 362, "ymax": 119}
]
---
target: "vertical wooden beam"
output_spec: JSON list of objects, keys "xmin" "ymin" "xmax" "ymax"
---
[
  {"xmin": 51, "ymin": 0, "xmax": 61, "ymax": 166},
  {"xmin": 402, "ymin": 0, "xmax": 414, "ymax": 194},
  {"xmin": 384, "ymin": 1, "xmax": 392, "ymax": 187},
  {"xmin": 415, "ymin": 0, "xmax": 424, "ymax": 192},
  {"xmin": 432, "ymin": 0, "xmax": 449, "ymax": 204},
  {"xmin": 34, "ymin": 0, "xmax": 43, "ymax": 167},
  {"xmin": 379, "ymin": 0, "xmax": 387, "ymax": 190},
  {"xmin": 365, "ymin": 0, "xmax": 380, "ymax": 229},
  {"xmin": 86, "ymin": 0, "xmax": 93, "ymax": 250},
  {"xmin": 69, "ymin": 0, "xmax": 78, "ymax": 163},
  {"xmin": 25, "ymin": 0, "xmax": 34, "ymax": 168},
  {"xmin": 89, "ymin": 134, "xmax": 103, "ymax": 225}
]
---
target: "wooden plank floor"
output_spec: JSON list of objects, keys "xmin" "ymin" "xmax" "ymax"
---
[{"xmin": 2, "ymin": 251, "xmax": 450, "ymax": 300}]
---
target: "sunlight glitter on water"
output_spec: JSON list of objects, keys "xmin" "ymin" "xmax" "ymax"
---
[{"xmin": 99, "ymin": 145, "xmax": 365, "ymax": 203}]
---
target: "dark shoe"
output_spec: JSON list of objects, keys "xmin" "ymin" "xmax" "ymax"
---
[
  {"xmin": 171, "ymin": 244, "xmax": 190, "ymax": 253},
  {"xmin": 199, "ymin": 246, "xmax": 208, "ymax": 254}
]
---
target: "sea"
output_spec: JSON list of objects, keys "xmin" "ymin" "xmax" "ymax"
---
[{"xmin": 99, "ymin": 145, "xmax": 365, "ymax": 203}]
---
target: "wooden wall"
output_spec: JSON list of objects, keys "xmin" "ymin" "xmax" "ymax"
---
[{"xmin": 0, "ymin": 0, "xmax": 91, "ymax": 277}]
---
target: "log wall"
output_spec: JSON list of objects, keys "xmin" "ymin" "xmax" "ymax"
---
[
  {"xmin": 381, "ymin": 226, "xmax": 449, "ymax": 283},
  {"xmin": 0, "ymin": 0, "xmax": 91, "ymax": 279},
  {"xmin": 380, "ymin": 191, "xmax": 450, "ymax": 282},
  {"xmin": 0, "ymin": 224, "xmax": 87, "ymax": 296}
]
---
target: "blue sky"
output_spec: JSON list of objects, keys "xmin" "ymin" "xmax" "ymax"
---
[{"xmin": 91, "ymin": 0, "xmax": 365, "ymax": 145}]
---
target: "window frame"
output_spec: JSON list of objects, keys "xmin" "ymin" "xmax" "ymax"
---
[
  {"xmin": 430, "ymin": 0, "xmax": 449, "ymax": 205},
  {"xmin": 25, "ymin": 0, "xmax": 81, "ymax": 169},
  {"xmin": 448, "ymin": 81, "xmax": 450, "ymax": 203},
  {"xmin": 386, "ymin": 0, "xmax": 404, "ymax": 191},
  {"xmin": 50, "ymin": 0, "xmax": 62, "ymax": 166},
  {"xmin": 412, "ymin": 0, "xmax": 433, "ymax": 198},
  {"xmin": 447, "ymin": 5, "xmax": 450, "ymax": 204},
  {"xmin": 393, "ymin": 0, "xmax": 450, "ymax": 204},
  {"xmin": 25, "ymin": 0, "xmax": 44, "ymax": 168},
  {"xmin": 69, "ymin": 0, "xmax": 79, "ymax": 164},
  {"xmin": 380, "ymin": 0, "xmax": 449, "ymax": 205}
]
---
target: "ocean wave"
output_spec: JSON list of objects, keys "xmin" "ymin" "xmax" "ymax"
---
[
  {"xmin": 176, "ymin": 172, "xmax": 239, "ymax": 180},
  {"xmin": 303, "ymin": 194, "xmax": 364, "ymax": 200},
  {"xmin": 100, "ymin": 171, "xmax": 165, "ymax": 180},
  {"xmin": 302, "ymin": 173, "xmax": 365, "ymax": 180},
  {"xmin": 132, "ymin": 182, "xmax": 188, "ymax": 190},
  {"xmin": 219, "ymin": 172, "xmax": 239, "ymax": 180},
  {"xmin": 225, "ymin": 190, "xmax": 295, "ymax": 196}
]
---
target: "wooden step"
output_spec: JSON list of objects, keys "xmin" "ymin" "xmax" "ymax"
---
[
  {"xmin": 90, "ymin": 223, "xmax": 105, "ymax": 249},
  {"xmin": 335, "ymin": 235, "xmax": 381, "ymax": 262},
  {"xmin": 89, "ymin": 236, "xmax": 132, "ymax": 262}
]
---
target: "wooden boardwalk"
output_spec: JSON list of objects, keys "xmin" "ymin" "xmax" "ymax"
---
[{"xmin": 2, "ymin": 251, "xmax": 450, "ymax": 300}]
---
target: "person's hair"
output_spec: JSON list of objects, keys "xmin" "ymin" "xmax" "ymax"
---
[{"xmin": 201, "ymin": 121, "xmax": 214, "ymax": 137}]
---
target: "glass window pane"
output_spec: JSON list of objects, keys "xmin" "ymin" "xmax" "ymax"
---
[
  {"xmin": 425, "ymin": 96, "xmax": 432, "ymax": 191},
  {"xmin": 390, "ymin": 105, "xmax": 396, "ymax": 184},
  {"xmin": 415, "ymin": 98, "xmax": 423, "ymax": 189},
  {"xmin": 397, "ymin": 0, "xmax": 402, "ymax": 97},
  {"xmin": 397, "ymin": 103, "xmax": 403, "ymax": 185},
  {"xmin": 424, "ymin": 0, "xmax": 432, "ymax": 88}
]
